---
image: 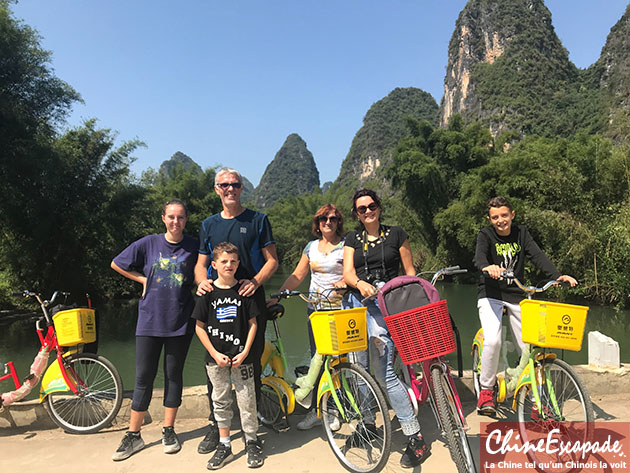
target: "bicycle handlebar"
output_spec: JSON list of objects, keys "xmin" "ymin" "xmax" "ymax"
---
[
  {"xmin": 11, "ymin": 290, "xmax": 71, "ymax": 325},
  {"xmin": 482, "ymin": 271, "xmax": 570, "ymax": 297},
  {"xmin": 418, "ymin": 265, "xmax": 468, "ymax": 286},
  {"xmin": 269, "ymin": 288, "xmax": 346, "ymax": 308},
  {"xmin": 269, "ymin": 289, "xmax": 303, "ymax": 299},
  {"xmin": 360, "ymin": 266, "xmax": 468, "ymax": 304},
  {"xmin": 12, "ymin": 290, "xmax": 70, "ymax": 305}
]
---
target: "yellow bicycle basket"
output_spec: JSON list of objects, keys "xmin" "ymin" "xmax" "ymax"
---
[
  {"xmin": 53, "ymin": 308, "xmax": 97, "ymax": 346},
  {"xmin": 520, "ymin": 300, "xmax": 588, "ymax": 351},
  {"xmin": 310, "ymin": 307, "xmax": 367, "ymax": 355}
]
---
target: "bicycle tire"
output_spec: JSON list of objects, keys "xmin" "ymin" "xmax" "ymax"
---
[
  {"xmin": 471, "ymin": 345, "xmax": 481, "ymax": 399},
  {"xmin": 320, "ymin": 362, "xmax": 391, "ymax": 473},
  {"xmin": 46, "ymin": 353, "xmax": 122, "ymax": 434},
  {"xmin": 431, "ymin": 364, "xmax": 476, "ymax": 473},
  {"xmin": 258, "ymin": 382, "xmax": 284, "ymax": 426},
  {"xmin": 516, "ymin": 358, "xmax": 594, "ymax": 473}
]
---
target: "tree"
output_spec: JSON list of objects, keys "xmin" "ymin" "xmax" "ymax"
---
[{"xmin": 0, "ymin": 120, "xmax": 147, "ymax": 301}]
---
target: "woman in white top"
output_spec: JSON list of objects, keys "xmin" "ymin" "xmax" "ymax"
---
[
  {"xmin": 267, "ymin": 204, "xmax": 345, "ymax": 431},
  {"xmin": 269, "ymin": 203, "xmax": 346, "ymax": 356}
]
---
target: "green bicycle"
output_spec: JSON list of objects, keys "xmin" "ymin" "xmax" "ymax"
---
[
  {"xmin": 270, "ymin": 289, "xmax": 392, "ymax": 473},
  {"xmin": 471, "ymin": 272, "xmax": 594, "ymax": 472}
]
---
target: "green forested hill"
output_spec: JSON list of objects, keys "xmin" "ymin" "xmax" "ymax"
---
[
  {"xmin": 441, "ymin": 0, "xmax": 604, "ymax": 138},
  {"xmin": 254, "ymin": 133, "xmax": 320, "ymax": 208},
  {"xmin": 159, "ymin": 151, "xmax": 202, "ymax": 178},
  {"xmin": 590, "ymin": 4, "xmax": 630, "ymax": 142},
  {"xmin": 333, "ymin": 87, "xmax": 439, "ymax": 189}
]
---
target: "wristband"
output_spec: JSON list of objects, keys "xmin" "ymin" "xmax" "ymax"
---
[{"xmin": 355, "ymin": 278, "xmax": 361, "ymax": 288}]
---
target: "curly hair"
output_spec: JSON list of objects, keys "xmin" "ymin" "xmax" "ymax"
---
[{"xmin": 311, "ymin": 204, "xmax": 344, "ymax": 237}]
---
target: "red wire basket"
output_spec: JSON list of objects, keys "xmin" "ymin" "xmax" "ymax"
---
[{"xmin": 384, "ymin": 300, "xmax": 456, "ymax": 365}]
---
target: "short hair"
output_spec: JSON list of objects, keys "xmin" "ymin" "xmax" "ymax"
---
[
  {"xmin": 212, "ymin": 241, "xmax": 239, "ymax": 261},
  {"xmin": 311, "ymin": 204, "xmax": 345, "ymax": 237},
  {"xmin": 162, "ymin": 199, "xmax": 188, "ymax": 216},
  {"xmin": 351, "ymin": 189, "xmax": 382, "ymax": 218},
  {"xmin": 214, "ymin": 167, "xmax": 242, "ymax": 185},
  {"xmin": 487, "ymin": 196, "xmax": 513, "ymax": 213}
]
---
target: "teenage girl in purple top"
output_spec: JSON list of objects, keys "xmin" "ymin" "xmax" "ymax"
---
[{"xmin": 110, "ymin": 200, "xmax": 198, "ymax": 461}]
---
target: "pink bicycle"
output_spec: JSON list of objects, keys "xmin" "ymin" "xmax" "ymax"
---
[{"xmin": 377, "ymin": 266, "xmax": 476, "ymax": 473}]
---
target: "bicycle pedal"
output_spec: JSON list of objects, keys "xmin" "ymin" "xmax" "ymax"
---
[{"xmin": 274, "ymin": 418, "xmax": 291, "ymax": 433}]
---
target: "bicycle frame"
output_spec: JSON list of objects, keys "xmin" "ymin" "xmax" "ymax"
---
[
  {"xmin": 315, "ymin": 355, "xmax": 353, "ymax": 420},
  {"xmin": 261, "ymin": 317, "xmax": 289, "ymax": 379},
  {"xmin": 259, "ymin": 309, "xmax": 296, "ymax": 423},
  {"xmin": 401, "ymin": 358, "xmax": 470, "ymax": 431},
  {"xmin": 1, "ymin": 291, "xmax": 87, "ymax": 409},
  {"xmin": 1, "ymin": 324, "xmax": 82, "ymax": 411}
]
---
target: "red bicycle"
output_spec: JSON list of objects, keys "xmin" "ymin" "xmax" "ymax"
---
[{"xmin": 1, "ymin": 290, "xmax": 122, "ymax": 433}]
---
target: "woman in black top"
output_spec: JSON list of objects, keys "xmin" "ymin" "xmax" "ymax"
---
[{"xmin": 342, "ymin": 189, "xmax": 430, "ymax": 469}]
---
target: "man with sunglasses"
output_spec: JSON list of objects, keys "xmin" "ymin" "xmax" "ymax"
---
[{"xmin": 194, "ymin": 167, "xmax": 278, "ymax": 457}]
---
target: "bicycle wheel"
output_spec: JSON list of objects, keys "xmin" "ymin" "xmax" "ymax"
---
[
  {"xmin": 46, "ymin": 353, "xmax": 123, "ymax": 434},
  {"xmin": 320, "ymin": 362, "xmax": 391, "ymax": 473},
  {"xmin": 471, "ymin": 345, "xmax": 481, "ymax": 399},
  {"xmin": 516, "ymin": 358, "xmax": 594, "ymax": 473},
  {"xmin": 258, "ymin": 382, "xmax": 284, "ymax": 426},
  {"xmin": 431, "ymin": 365, "xmax": 476, "ymax": 473}
]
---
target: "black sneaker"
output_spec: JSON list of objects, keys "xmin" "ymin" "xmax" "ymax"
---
[
  {"xmin": 246, "ymin": 439, "xmax": 264, "ymax": 468},
  {"xmin": 207, "ymin": 443, "xmax": 233, "ymax": 470},
  {"xmin": 162, "ymin": 426, "xmax": 181, "ymax": 454},
  {"xmin": 112, "ymin": 431, "xmax": 145, "ymax": 461},
  {"xmin": 198, "ymin": 422, "xmax": 220, "ymax": 454},
  {"xmin": 345, "ymin": 423, "xmax": 381, "ymax": 449},
  {"xmin": 400, "ymin": 436, "xmax": 431, "ymax": 469}
]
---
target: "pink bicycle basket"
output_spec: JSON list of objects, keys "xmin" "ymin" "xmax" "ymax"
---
[{"xmin": 384, "ymin": 300, "xmax": 456, "ymax": 365}]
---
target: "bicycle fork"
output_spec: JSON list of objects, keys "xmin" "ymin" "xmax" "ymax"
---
[
  {"xmin": 317, "ymin": 357, "xmax": 362, "ymax": 422},
  {"xmin": 513, "ymin": 357, "xmax": 563, "ymax": 421}
]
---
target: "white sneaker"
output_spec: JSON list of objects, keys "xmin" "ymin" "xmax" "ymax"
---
[
  {"xmin": 328, "ymin": 414, "xmax": 341, "ymax": 432},
  {"xmin": 296, "ymin": 410, "xmax": 320, "ymax": 430}
]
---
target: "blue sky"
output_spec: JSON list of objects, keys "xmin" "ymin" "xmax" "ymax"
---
[{"xmin": 11, "ymin": 1, "xmax": 630, "ymax": 186}]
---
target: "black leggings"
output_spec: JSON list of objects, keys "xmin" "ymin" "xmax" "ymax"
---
[{"xmin": 132, "ymin": 332, "xmax": 193, "ymax": 412}]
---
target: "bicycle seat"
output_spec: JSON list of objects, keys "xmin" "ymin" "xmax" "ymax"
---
[{"xmin": 266, "ymin": 304, "xmax": 285, "ymax": 320}]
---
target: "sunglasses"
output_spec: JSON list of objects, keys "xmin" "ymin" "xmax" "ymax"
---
[
  {"xmin": 318, "ymin": 215, "xmax": 339, "ymax": 224},
  {"xmin": 356, "ymin": 203, "xmax": 379, "ymax": 215},
  {"xmin": 216, "ymin": 182, "xmax": 242, "ymax": 189}
]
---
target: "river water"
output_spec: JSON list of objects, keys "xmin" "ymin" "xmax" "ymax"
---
[{"xmin": 1, "ymin": 270, "xmax": 628, "ymax": 396}]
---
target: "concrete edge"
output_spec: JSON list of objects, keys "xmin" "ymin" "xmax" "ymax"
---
[{"xmin": 1, "ymin": 364, "xmax": 627, "ymax": 431}]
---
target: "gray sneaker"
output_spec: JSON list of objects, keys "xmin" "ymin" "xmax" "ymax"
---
[
  {"xmin": 296, "ymin": 410, "xmax": 320, "ymax": 430},
  {"xmin": 112, "ymin": 431, "xmax": 145, "ymax": 461},
  {"xmin": 162, "ymin": 426, "xmax": 181, "ymax": 454}
]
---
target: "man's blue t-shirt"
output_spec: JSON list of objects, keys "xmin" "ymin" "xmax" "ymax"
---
[
  {"xmin": 113, "ymin": 234, "xmax": 198, "ymax": 337},
  {"xmin": 198, "ymin": 209, "xmax": 274, "ymax": 281}
]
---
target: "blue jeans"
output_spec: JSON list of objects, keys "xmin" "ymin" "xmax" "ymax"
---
[{"xmin": 343, "ymin": 292, "xmax": 421, "ymax": 436}]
